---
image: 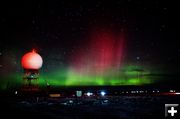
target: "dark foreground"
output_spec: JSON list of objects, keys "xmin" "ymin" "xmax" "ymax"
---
[{"xmin": 1, "ymin": 95, "xmax": 180, "ymax": 119}]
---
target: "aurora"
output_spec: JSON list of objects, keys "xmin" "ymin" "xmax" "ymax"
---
[{"xmin": 0, "ymin": 31, "xmax": 156, "ymax": 89}]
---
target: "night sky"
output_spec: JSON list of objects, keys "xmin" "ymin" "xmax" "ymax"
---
[{"xmin": 0, "ymin": 0, "xmax": 179, "ymax": 89}]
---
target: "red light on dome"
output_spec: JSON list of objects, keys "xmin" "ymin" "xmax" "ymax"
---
[{"xmin": 32, "ymin": 49, "xmax": 36, "ymax": 53}]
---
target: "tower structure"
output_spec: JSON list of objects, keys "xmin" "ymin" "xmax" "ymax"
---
[{"xmin": 21, "ymin": 49, "xmax": 43, "ymax": 92}]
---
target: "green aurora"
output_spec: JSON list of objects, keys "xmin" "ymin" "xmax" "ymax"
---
[{"xmin": 0, "ymin": 65, "xmax": 159, "ymax": 90}]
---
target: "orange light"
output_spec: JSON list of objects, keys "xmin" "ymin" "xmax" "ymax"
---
[{"xmin": 49, "ymin": 94, "xmax": 61, "ymax": 97}]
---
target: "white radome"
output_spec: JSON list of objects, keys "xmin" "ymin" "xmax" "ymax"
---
[{"xmin": 21, "ymin": 50, "xmax": 43, "ymax": 69}]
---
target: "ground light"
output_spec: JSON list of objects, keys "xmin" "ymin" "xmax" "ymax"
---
[
  {"xmin": 86, "ymin": 92, "xmax": 93, "ymax": 96},
  {"xmin": 100, "ymin": 91, "xmax": 106, "ymax": 96}
]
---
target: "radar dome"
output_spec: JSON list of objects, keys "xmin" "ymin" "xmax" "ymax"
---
[{"xmin": 21, "ymin": 49, "xmax": 43, "ymax": 69}]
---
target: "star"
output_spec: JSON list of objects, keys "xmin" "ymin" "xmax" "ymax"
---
[{"xmin": 136, "ymin": 56, "xmax": 140, "ymax": 60}]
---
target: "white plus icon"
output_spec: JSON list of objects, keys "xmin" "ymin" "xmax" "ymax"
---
[{"xmin": 168, "ymin": 107, "xmax": 177, "ymax": 116}]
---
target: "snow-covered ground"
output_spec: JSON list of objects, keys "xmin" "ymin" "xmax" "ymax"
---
[{"xmin": 1, "ymin": 95, "xmax": 180, "ymax": 119}]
